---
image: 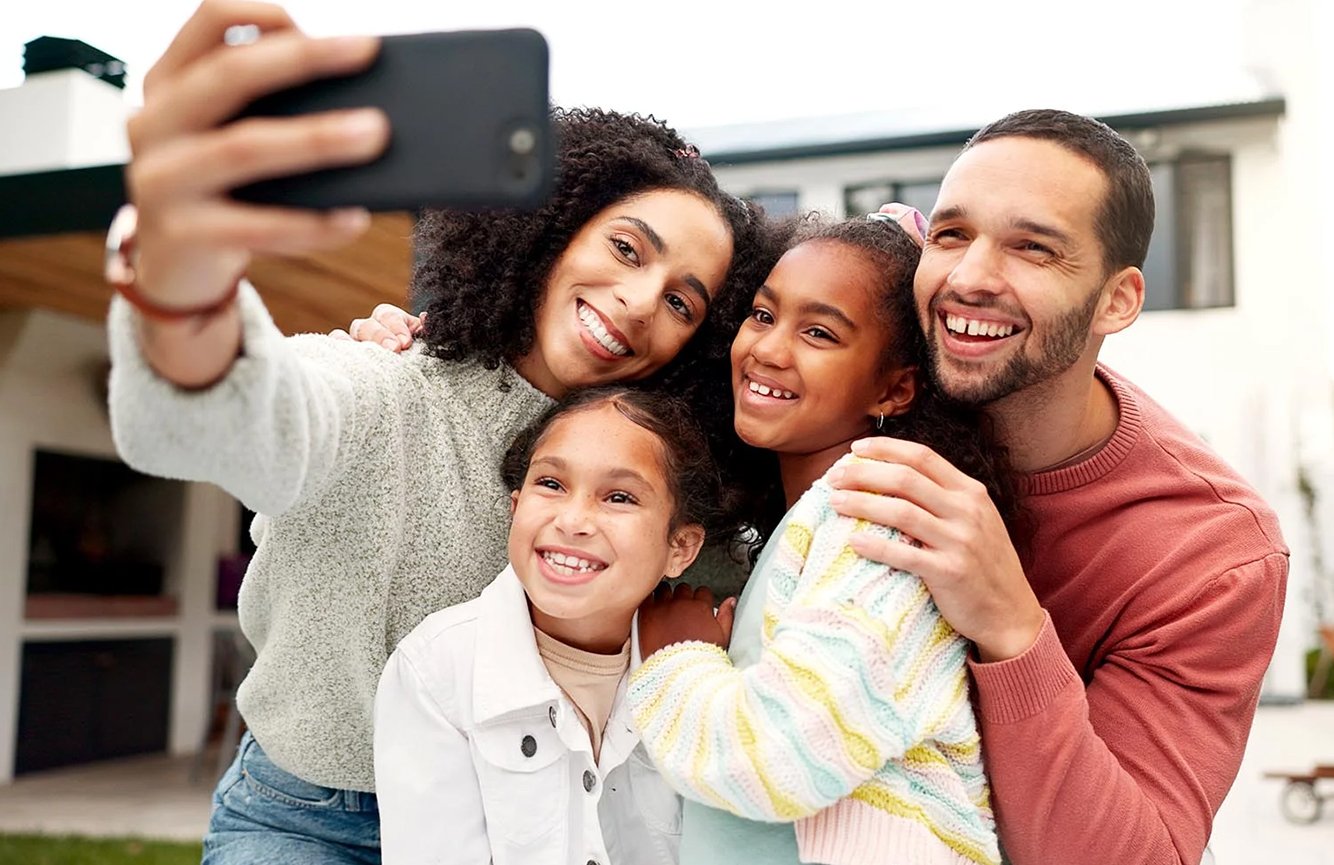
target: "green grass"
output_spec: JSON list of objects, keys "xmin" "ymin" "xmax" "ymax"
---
[{"xmin": 0, "ymin": 834, "xmax": 202, "ymax": 865}]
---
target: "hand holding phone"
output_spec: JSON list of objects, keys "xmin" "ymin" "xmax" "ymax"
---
[
  {"xmin": 122, "ymin": 2, "xmax": 391, "ymax": 321},
  {"xmin": 118, "ymin": 2, "xmax": 553, "ymax": 391},
  {"xmin": 231, "ymin": 29, "xmax": 553, "ymax": 212},
  {"xmin": 122, "ymin": 3, "xmax": 553, "ymax": 324}
]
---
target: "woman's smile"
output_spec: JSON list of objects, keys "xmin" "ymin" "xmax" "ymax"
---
[{"xmin": 576, "ymin": 300, "xmax": 635, "ymax": 359}]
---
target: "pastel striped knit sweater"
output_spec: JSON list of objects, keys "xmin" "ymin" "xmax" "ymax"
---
[{"xmin": 628, "ymin": 456, "xmax": 999, "ymax": 865}]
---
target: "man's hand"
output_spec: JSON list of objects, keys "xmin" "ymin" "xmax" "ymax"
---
[
  {"xmin": 329, "ymin": 304, "xmax": 422, "ymax": 351},
  {"xmin": 829, "ymin": 437, "xmax": 1044, "ymax": 662},
  {"xmin": 638, "ymin": 583, "xmax": 737, "ymax": 658}
]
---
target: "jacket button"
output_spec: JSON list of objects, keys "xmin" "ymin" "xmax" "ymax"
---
[
  {"xmin": 549, "ymin": 705, "xmax": 557, "ymax": 727},
  {"xmin": 583, "ymin": 770, "xmax": 596, "ymax": 792},
  {"xmin": 521, "ymin": 735, "xmax": 537, "ymax": 758}
]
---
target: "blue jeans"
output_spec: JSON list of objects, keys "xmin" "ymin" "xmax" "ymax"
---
[{"xmin": 202, "ymin": 732, "xmax": 381, "ymax": 865}]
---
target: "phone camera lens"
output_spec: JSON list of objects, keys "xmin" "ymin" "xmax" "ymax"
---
[{"xmin": 508, "ymin": 128, "xmax": 537, "ymax": 156}]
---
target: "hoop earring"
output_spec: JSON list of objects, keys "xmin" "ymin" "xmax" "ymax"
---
[{"xmin": 876, "ymin": 411, "xmax": 885, "ymax": 432}]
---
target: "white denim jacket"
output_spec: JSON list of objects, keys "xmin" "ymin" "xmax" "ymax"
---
[{"xmin": 374, "ymin": 567, "xmax": 682, "ymax": 865}]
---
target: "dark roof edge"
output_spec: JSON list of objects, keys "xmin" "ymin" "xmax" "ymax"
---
[
  {"xmin": 704, "ymin": 97, "xmax": 1288, "ymax": 166},
  {"xmin": 0, "ymin": 163, "xmax": 126, "ymax": 239}
]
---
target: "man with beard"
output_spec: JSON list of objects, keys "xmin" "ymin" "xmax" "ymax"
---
[{"xmin": 829, "ymin": 109, "xmax": 1287, "ymax": 865}]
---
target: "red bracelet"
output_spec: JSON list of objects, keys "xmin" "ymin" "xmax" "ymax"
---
[{"xmin": 104, "ymin": 205, "xmax": 241, "ymax": 321}]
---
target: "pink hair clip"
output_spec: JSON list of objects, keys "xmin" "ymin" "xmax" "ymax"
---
[
  {"xmin": 866, "ymin": 203, "xmax": 928, "ymax": 249},
  {"xmin": 675, "ymin": 144, "xmax": 701, "ymax": 159}
]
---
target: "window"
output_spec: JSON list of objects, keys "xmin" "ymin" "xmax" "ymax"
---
[
  {"xmin": 844, "ymin": 181, "xmax": 895, "ymax": 218},
  {"xmin": 1142, "ymin": 155, "xmax": 1234, "ymax": 311},
  {"xmin": 26, "ymin": 450, "xmax": 183, "ymax": 598},
  {"xmin": 745, "ymin": 190, "xmax": 800, "ymax": 219},
  {"xmin": 844, "ymin": 179, "xmax": 941, "ymax": 220}
]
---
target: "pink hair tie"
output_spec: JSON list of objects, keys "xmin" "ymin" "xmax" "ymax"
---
[
  {"xmin": 674, "ymin": 144, "xmax": 701, "ymax": 159},
  {"xmin": 866, "ymin": 203, "xmax": 928, "ymax": 249}
]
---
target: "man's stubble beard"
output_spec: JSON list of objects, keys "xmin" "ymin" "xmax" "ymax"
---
[{"xmin": 925, "ymin": 286, "xmax": 1102, "ymax": 407}]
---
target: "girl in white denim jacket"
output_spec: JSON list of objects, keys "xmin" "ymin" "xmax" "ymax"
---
[{"xmin": 375, "ymin": 387, "xmax": 737, "ymax": 865}]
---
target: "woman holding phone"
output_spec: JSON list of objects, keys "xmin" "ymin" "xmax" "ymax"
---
[{"xmin": 106, "ymin": 3, "xmax": 778, "ymax": 863}]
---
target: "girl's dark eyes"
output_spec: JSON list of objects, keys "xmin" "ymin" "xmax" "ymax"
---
[
  {"xmin": 748, "ymin": 309, "xmax": 835, "ymax": 341},
  {"xmin": 612, "ymin": 237, "xmax": 639, "ymax": 264},
  {"xmin": 531, "ymin": 477, "xmax": 638, "ymax": 505}
]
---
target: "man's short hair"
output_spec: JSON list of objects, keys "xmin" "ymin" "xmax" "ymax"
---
[{"xmin": 966, "ymin": 109, "xmax": 1155, "ymax": 273}]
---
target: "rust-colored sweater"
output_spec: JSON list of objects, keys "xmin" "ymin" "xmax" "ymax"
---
[{"xmin": 969, "ymin": 365, "xmax": 1288, "ymax": 865}]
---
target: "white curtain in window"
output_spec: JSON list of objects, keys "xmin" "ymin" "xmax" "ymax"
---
[{"xmin": 1180, "ymin": 158, "xmax": 1234, "ymax": 308}]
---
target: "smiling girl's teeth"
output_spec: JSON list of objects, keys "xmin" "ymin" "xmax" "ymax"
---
[
  {"xmin": 748, "ymin": 380, "xmax": 796, "ymax": 400},
  {"xmin": 577, "ymin": 303, "xmax": 630, "ymax": 357},
  {"xmin": 542, "ymin": 551, "xmax": 604, "ymax": 574},
  {"xmin": 945, "ymin": 314, "xmax": 1015, "ymax": 338}
]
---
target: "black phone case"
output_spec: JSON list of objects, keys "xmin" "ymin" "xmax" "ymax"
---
[{"xmin": 231, "ymin": 29, "xmax": 552, "ymax": 211}]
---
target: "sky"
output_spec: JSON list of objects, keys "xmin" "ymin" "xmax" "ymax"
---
[{"xmin": 3, "ymin": 0, "xmax": 1261, "ymax": 133}]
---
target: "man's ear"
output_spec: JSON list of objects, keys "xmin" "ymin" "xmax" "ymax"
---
[
  {"xmin": 509, "ymin": 489, "xmax": 520, "ymax": 517},
  {"xmin": 1095, "ymin": 266, "xmax": 1144, "ymax": 336},
  {"xmin": 665, "ymin": 524, "xmax": 706, "ymax": 578},
  {"xmin": 873, "ymin": 364, "xmax": 918, "ymax": 420}
]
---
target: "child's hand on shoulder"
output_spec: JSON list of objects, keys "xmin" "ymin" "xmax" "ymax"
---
[
  {"xmin": 329, "ymin": 304, "xmax": 423, "ymax": 351},
  {"xmin": 638, "ymin": 582, "xmax": 737, "ymax": 658}
]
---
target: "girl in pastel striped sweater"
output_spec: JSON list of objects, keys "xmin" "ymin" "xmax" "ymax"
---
[{"xmin": 627, "ymin": 211, "xmax": 1020, "ymax": 865}]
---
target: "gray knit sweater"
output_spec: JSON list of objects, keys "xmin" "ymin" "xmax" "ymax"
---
[{"xmin": 107, "ymin": 284, "xmax": 554, "ymax": 791}]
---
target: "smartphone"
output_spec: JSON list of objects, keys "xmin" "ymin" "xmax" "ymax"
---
[{"xmin": 231, "ymin": 29, "xmax": 552, "ymax": 211}]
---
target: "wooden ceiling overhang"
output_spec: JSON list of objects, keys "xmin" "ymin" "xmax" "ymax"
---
[{"xmin": 1, "ymin": 164, "xmax": 414, "ymax": 334}]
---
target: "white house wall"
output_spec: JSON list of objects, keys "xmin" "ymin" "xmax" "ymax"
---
[
  {"xmin": 713, "ymin": 144, "xmax": 961, "ymax": 215},
  {"xmin": 0, "ymin": 69, "xmax": 129, "ymax": 174}
]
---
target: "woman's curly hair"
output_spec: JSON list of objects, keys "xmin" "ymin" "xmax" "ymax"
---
[
  {"xmin": 410, "ymin": 107, "xmax": 778, "ymax": 394},
  {"xmin": 730, "ymin": 215, "xmax": 1025, "ymax": 562}
]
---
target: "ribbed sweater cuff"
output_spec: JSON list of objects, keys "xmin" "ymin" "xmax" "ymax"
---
[
  {"xmin": 967, "ymin": 612, "xmax": 1081, "ymax": 725},
  {"xmin": 797, "ymin": 798, "xmax": 995, "ymax": 865},
  {"xmin": 633, "ymin": 640, "xmax": 730, "ymax": 679},
  {"xmin": 108, "ymin": 280, "xmax": 283, "ymax": 386},
  {"xmin": 629, "ymin": 640, "xmax": 729, "ymax": 699}
]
